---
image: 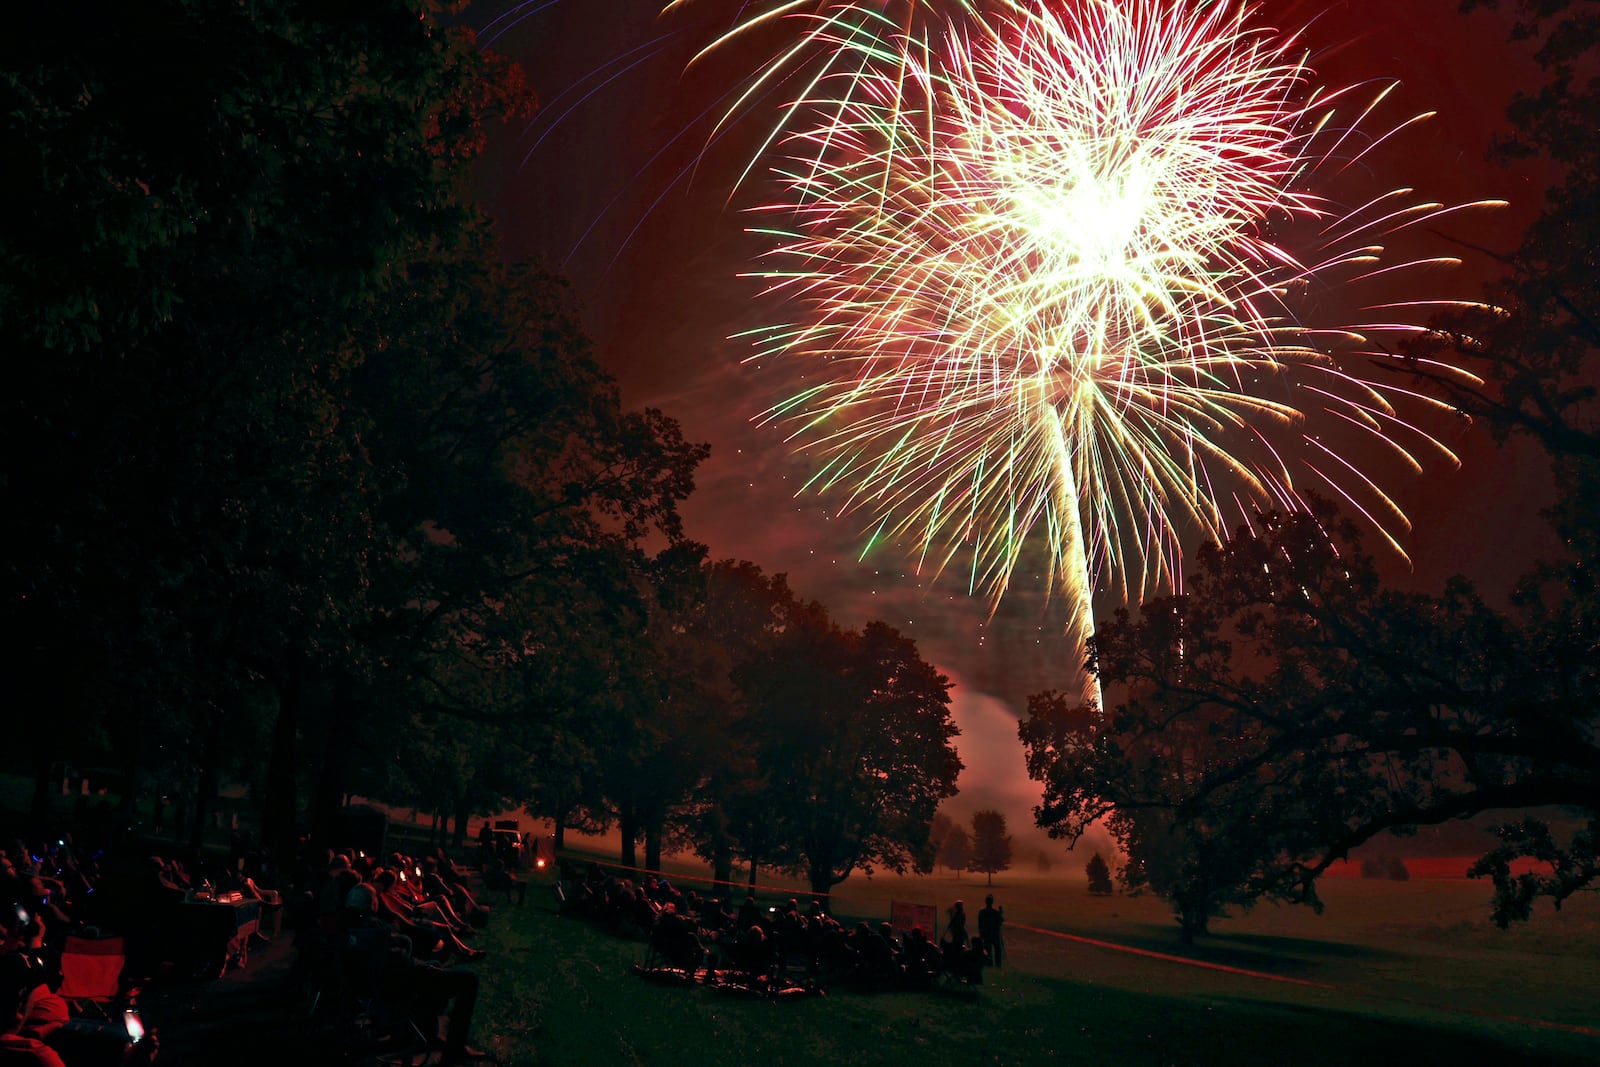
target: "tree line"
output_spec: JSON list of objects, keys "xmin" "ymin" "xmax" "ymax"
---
[{"xmin": 0, "ymin": 0, "xmax": 962, "ymax": 900}]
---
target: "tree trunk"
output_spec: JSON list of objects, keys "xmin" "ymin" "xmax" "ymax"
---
[
  {"xmin": 747, "ymin": 861, "xmax": 758, "ymax": 889},
  {"xmin": 618, "ymin": 811, "xmax": 637, "ymax": 869},
  {"xmin": 706, "ymin": 804, "xmax": 734, "ymax": 892},
  {"xmin": 807, "ymin": 867, "xmax": 837, "ymax": 905},
  {"xmin": 452, "ymin": 796, "xmax": 471, "ymax": 851},
  {"xmin": 307, "ymin": 740, "xmax": 344, "ymax": 852},
  {"xmin": 261, "ymin": 677, "xmax": 301, "ymax": 862},
  {"xmin": 117, "ymin": 710, "xmax": 147, "ymax": 814},
  {"xmin": 644, "ymin": 823, "xmax": 662, "ymax": 872},
  {"xmin": 553, "ymin": 813, "xmax": 567, "ymax": 851},
  {"xmin": 190, "ymin": 708, "xmax": 221, "ymax": 851},
  {"xmin": 308, "ymin": 688, "xmax": 355, "ymax": 851}
]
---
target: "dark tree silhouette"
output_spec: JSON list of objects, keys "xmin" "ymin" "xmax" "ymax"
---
[
  {"xmin": 969, "ymin": 810, "xmax": 1013, "ymax": 886},
  {"xmin": 1086, "ymin": 852, "xmax": 1114, "ymax": 896},
  {"xmin": 733, "ymin": 606, "xmax": 962, "ymax": 898},
  {"xmin": 942, "ymin": 824, "xmax": 973, "ymax": 877},
  {"xmin": 1021, "ymin": 506, "xmax": 1599, "ymax": 936},
  {"xmin": 927, "ymin": 812, "xmax": 955, "ymax": 872},
  {"xmin": 0, "ymin": 1, "xmax": 711, "ymax": 858}
]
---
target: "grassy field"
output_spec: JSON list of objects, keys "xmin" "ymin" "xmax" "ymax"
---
[{"xmin": 472, "ymin": 856, "xmax": 1598, "ymax": 1067}]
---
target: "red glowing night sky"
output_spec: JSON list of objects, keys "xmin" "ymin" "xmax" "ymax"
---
[{"xmin": 473, "ymin": 0, "xmax": 1557, "ymax": 827}]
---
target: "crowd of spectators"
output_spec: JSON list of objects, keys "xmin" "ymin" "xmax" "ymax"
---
[
  {"xmin": 555, "ymin": 861, "xmax": 989, "ymax": 996},
  {"xmin": 0, "ymin": 822, "xmax": 505, "ymax": 1066},
  {"xmin": 6, "ymin": 814, "xmax": 994, "ymax": 1063},
  {"xmin": 0, "ymin": 829, "xmax": 210, "ymax": 1066},
  {"xmin": 289, "ymin": 844, "xmax": 493, "ymax": 1065}
]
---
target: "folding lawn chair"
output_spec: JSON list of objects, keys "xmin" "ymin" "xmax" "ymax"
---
[{"xmin": 56, "ymin": 933, "xmax": 128, "ymax": 1021}]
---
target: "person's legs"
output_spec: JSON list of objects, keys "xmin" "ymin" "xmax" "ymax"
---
[{"xmin": 410, "ymin": 963, "xmax": 479, "ymax": 1060}]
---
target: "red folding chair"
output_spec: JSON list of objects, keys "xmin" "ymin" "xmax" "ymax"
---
[{"xmin": 56, "ymin": 934, "xmax": 127, "ymax": 1020}]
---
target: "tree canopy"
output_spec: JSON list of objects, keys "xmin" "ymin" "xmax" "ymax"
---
[
  {"xmin": 968, "ymin": 810, "xmax": 1013, "ymax": 887},
  {"xmin": 1022, "ymin": 505, "xmax": 1597, "ymax": 934},
  {"xmin": 1019, "ymin": 0, "xmax": 1599, "ymax": 938},
  {"xmin": 0, "ymin": 0, "xmax": 711, "ymax": 853},
  {"xmin": 729, "ymin": 588, "xmax": 964, "ymax": 897}
]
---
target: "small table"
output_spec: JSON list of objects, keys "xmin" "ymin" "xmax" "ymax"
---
[{"xmin": 174, "ymin": 897, "xmax": 262, "ymax": 977}]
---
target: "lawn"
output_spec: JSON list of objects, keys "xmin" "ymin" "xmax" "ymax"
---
[{"xmin": 471, "ymin": 858, "xmax": 1598, "ymax": 1067}]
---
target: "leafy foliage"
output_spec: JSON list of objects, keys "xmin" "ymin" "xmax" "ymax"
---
[
  {"xmin": 0, "ymin": 1, "xmax": 715, "ymax": 850},
  {"xmin": 968, "ymin": 810, "xmax": 1013, "ymax": 885},
  {"xmin": 733, "ymin": 599, "xmax": 963, "ymax": 896},
  {"xmin": 1085, "ymin": 851, "xmax": 1114, "ymax": 895},
  {"xmin": 941, "ymin": 824, "xmax": 973, "ymax": 875},
  {"xmin": 1021, "ymin": 506, "xmax": 1599, "ymax": 934}
]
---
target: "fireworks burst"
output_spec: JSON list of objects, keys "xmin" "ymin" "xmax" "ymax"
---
[{"xmin": 718, "ymin": 0, "xmax": 1496, "ymax": 667}]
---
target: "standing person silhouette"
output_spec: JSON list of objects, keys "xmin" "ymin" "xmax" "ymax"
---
[
  {"xmin": 944, "ymin": 899, "xmax": 968, "ymax": 947},
  {"xmin": 978, "ymin": 894, "xmax": 1004, "ymax": 967}
]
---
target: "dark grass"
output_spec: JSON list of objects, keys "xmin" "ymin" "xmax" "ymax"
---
[{"xmin": 471, "ymin": 889, "xmax": 1598, "ymax": 1067}]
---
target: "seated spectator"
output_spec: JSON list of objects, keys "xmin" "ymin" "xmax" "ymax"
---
[
  {"xmin": 11, "ymin": 882, "xmax": 68, "ymax": 956},
  {"xmin": 736, "ymin": 893, "xmax": 760, "ymax": 932},
  {"xmin": 431, "ymin": 849, "xmax": 472, "ymax": 889},
  {"xmin": 959, "ymin": 936, "xmax": 987, "ymax": 985},
  {"xmin": 381, "ymin": 868, "xmax": 468, "ymax": 931},
  {"xmin": 340, "ymin": 884, "xmax": 484, "ymax": 1065},
  {"xmin": 649, "ymin": 905, "xmax": 704, "ymax": 971},
  {"xmin": 900, "ymin": 927, "xmax": 941, "ymax": 989},
  {"xmin": 729, "ymin": 925, "xmax": 772, "ymax": 983},
  {"xmin": 321, "ymin": 867, "xmax": 362, "ymax": 929},
  {"xmin": 370, "ymin": 872, "xmax": 482, "ymax": 963},
  {"xmin": 421, "ymin": 868, "xmax": 487, "ymax": 928},
  {"xmin": 706, "ymin": 897, "xmax": 734, "ymax": 936},
  {"xmin": 0, "ymin": 909, "xmax": 63, "ymax": 1043},
  {"xmin": 0, "ymin": 952, "xmax": 64, "ymax": 1067},
  {"xmin": 875, "ymin": 922, "xmax": 902, "ymax": 960},
  {"xmin": 480, "ymin": 859, "xmax": 526, "ymax": 906}
]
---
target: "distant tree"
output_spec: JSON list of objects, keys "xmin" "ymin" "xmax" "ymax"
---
[
  {"xmin": 1359, "ymin": 855, "xmax": 1387, "ymax": 879},
  {"xmin": 929, "ymin": 812, "xmax": 956, "ymax": 872},
  {"xmin": 1035, "ymin": 849, "xmax": 1054, "ymax": 873},
  {"xmin": 1086, "ymin": 852, "xmax": 1114, "ymax": 896},
  {"xmin": 1386, "ymin": 856, "xmax": 1411, "ymax": 882},
  {"xmin": 942, "ymin": 824, "xmax": 973, "ymax": 877},
  {"xmin": 969, "ymin": 810, "xmax": 1014, "ymax": 886}
]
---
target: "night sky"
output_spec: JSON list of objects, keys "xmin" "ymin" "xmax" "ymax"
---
[{"xmin": 472, "ymin": 0, "xmax": 1557, "ymax": 837}]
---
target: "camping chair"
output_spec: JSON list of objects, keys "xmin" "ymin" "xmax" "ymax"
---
[
  {"xmin": 56, "ymin": 933, "xmax": 129, "ymax": 1021},
  {"xmin": 329, "ymin": 937, "xmax": 433, "ymax": 1066},
  {"xmin": 637, "ymin": 918, "xmax": 704, "ymax": 984},
  {"xmin": 480, "ymin": 863, "xmax": 525, "ymax": 907}
]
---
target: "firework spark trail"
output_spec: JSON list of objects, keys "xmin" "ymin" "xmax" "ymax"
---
[{"xmin": 706, "ymin": 0, "xmax": 1497, "ymax": 698}]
